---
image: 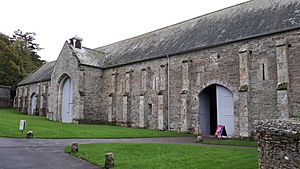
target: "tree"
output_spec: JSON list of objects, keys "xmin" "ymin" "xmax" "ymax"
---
[
  {"xmin": 10, "ymin": 29, "xmax": 42, "ymax": 51},
  {"xmin": 0, "ymin": 33, "xmax": 25, "ymax": 87},
  {"xmin": 0, "ymin": 31, "xmax": 45, "ymax": 97},
  {"xmin": 10, "ymin": 29, "xmax": 45, "ymax": 66}
]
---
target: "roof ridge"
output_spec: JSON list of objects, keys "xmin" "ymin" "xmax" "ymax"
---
[
  {"xmin": 82, "ymin": 46, "xmax": 107, "ymax": 55},
  {"xmin": 70, "ymin": 44, "xmax": 106, "ymax": 68}
]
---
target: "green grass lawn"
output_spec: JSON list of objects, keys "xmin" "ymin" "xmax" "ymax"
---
[
  {"xmin": 0, "ymin": 109, "xmax": 187, "ymax": 138},
  {"xmin": 65, "ymin": 143, "xmax": 258, "ymax": 169},
  {"xmin": 202, "ymin": 138, "xmax": 257, "ymax": 147}
]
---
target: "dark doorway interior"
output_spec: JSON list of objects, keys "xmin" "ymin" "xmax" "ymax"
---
[
  {"xmin": 207, "ymin": 85, "xmax": 217, "ymax": 135},
  {"xmin": 200, "ymin": 84, "xmax": 235, "ymax": 136},
  {"xmin": 199, "ymin": 84, "xmax": 217, "ymax": 135}
]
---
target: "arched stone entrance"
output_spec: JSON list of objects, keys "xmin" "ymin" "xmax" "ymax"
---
[
  {"xmin": 199, "ymin": 84, "xmax": 235, "ymax": 137},
  {"xmin": 61, "ymin": 77, "xmax": 73, "ymax": 123},
  {"xmin": 30, "ymin": 93, "xmax": 36, "ymax": 115}
]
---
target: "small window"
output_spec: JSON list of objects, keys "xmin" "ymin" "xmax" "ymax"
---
[{"xmin": 148, "ymin": 103, "xmax": 153, "ymax": 115}]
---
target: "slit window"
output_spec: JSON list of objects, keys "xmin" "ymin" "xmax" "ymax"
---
[
  {"xmin": 148, "ymin": 103, "xmax": 153, "ymax": 115},
  {"xmin": 262, "ymin": 64, "xmax": 265, "ymax": 80}
]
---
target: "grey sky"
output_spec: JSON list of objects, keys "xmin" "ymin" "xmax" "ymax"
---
[{"xmin": 1, "ymin": 0, "xmax": 248, "ymax": 61}]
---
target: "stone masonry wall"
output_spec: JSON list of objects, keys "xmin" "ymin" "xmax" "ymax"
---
[
  {"xmin": 287, "ymin": 31, "xmax": 300, "ymax": 117},
  {"xmin": 49, "ymin": 43, "xmax": 104, "ymax": 123},
  {"xmin": 0, "ymin": 85, "xmax": 11, "ymax": 108},
  {"xmin": 49, "ymin": 43, "xmax": 84, "ymax": 122},
  {"xmin": 101, "ymin": 60, "xmax": 167, "ymax": 129},
  {"xmin": 98, "ymin": 29, "xmax": 300, "ymax": 137},
  {"xmin": 14, "ymin": 29, "xmax": 300, "ymax": 137},
  {"xmin": 15, "ymin": 81, "xmax": 50, "ymax": 116},
  {"xmin": 255, "ymin": 119, "xmax": 300, "ymax": 169},
  {"xmin": 78, "ymin": 65, "xmax": 103, "ymax": 123}
]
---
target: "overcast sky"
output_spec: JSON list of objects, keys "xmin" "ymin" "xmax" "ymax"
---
[{"xmin": 1, "ymin": 0, "xmax": 249, "ymax": 61}]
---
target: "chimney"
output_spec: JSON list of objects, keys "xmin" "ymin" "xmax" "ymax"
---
[{"xmin": 69, "ymin": 35, "xmax": 83, "ymax": 49}]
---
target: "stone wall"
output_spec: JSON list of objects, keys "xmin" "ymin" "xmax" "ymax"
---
[
  {"xmin": 0, "ymin": 85, "xmax": 11, "ymax": 108},
  {"xmin": 255, "ymin": 119, "xmax": 300, "ymax": 169},
  {"xmin": 15, "ymin": 28, "xmax": 300, "ymax": 138},
  {"xmin": 78, "ymin": 65, "xmax": 103, "ymax": 123},
  {"xmin": 100, "ymin": 42, "xmax": 241, "ymax": 133},
  {"xmin": 49, "ymin": 43, "xmax": 103, "ymax": 123},
  {"xmin": 98, "ymin": 29, "xmax": 300, "ymax": 137},
  {"xmin": 49, "ymin": 43, "xmax": 84, "ymax": 122},
  {"xmin": 15, "ymin": 81, "xmax": 51, "ymax": 115},
  {"xmin": 287, "ymin": 31, "xmax": 300, "ymax": 117}
]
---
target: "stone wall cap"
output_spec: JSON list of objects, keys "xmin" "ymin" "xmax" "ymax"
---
[{"xmin": 255, "ymin": 119, "xmax": 300, "ymax": 135}]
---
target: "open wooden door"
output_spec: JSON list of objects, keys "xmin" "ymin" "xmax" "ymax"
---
[{"xmin": 216, "ymin": 85, "xmax": 234, "ymax": 137}]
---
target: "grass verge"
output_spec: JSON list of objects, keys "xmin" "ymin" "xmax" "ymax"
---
[
  {"xmin": 0, "ymin": 109, "xmax": 188, "ymax": 138},
  {"xmin": 65, "ymin": 143, "xmax": 258, "ymax": 169},
  {"xmin": 201, "ymin": 138, "xmax": 257, "ymax": 147}
]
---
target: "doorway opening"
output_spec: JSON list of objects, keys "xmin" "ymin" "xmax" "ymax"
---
[
  {"xmin": 31, "ymin": 93, "xmax": 37, "ymax": 115},
  {"xmin": 199, "ymin": 84, "xmax": 234, "ymax": 137},
  {"xmin": 61, "ymin": 77, "xmax": 73, "ymax": 123}
]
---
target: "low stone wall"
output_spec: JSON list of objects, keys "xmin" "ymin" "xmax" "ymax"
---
[
  {"xmin": 0, "ymin": 97, "xmax": 12, "ymax": 108},
  {"xmin": 0, "ymin": 85, "xmax": 12, "ymax": 108},
  {"xmin": 255, "ymin": 119, "xmax": 300, "ymax": 169}
]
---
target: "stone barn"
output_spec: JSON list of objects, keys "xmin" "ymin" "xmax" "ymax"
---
[
  {"xmin": 15, "ymin": 0, "xmax": 300, "ymax": 138},
  {"xmin": 15, "ymin": 61, "xmax": 55, "ymax": 115}
]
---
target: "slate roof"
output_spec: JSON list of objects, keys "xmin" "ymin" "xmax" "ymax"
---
[
  {"xmin": 70, "ymin": 45, "xmax": 106, "ymax": 68},
  {"xmin": 96, "ymin": 0, "xmax": 300, "ymax": 67},
  {"xmin": 18, "ymin": 61, "xmax": 56, "ymax": 86},
  {"xmin": 16, "ymin": 44, "xmax": 106, "ymax": 86},
  {"xmin": 17, "ymin": 0, "xmax": 300, "ymax": 85},
  {"xmin": 0, "ymin": 85, "xmax": 10, "ymax": 89}
]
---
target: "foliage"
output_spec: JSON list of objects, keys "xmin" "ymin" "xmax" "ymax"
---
[
  {"xmin": 10, "ymin": 29, "xmax": 42, "ymax": 52},
  {"xmin": 0, "ymin": 109, "xmax": 188, "ymax": 138},
  {"xmin": 65, "ymin": 143, "xmax": 258, "ymax": 169},
  {"xmin": 239, "ymin": 84, "xmax": 248, "ymax": 92},
  {"xmin": 277, "ymin": 82, "xmax": 288, "ymax": 90},
  {"xmin": 0, "ymin": 31, "xmax": 44, "ymax": 92}
]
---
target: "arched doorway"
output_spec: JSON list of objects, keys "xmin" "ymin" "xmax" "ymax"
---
[
  {"xmin": 199, "ymin": 84, "xmax": 235, "ymax": 137},
  {"xmin": 31, "ymin": 93, "xmax": 36, "ymax": 115},
  {"xmin": 61, "ymin": 77, "xmax": 73, "ymax": 123}
]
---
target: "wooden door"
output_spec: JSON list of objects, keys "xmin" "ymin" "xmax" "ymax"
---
[
  {"xmin": 61, "ymin": 78, "xmax": 72, "ymax": 123},
  {"xmin": 216, "ymin": 85, "xmax": 234, "ymax": 136}
]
